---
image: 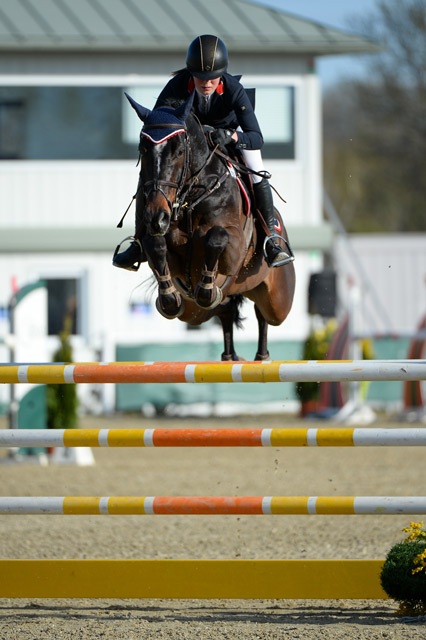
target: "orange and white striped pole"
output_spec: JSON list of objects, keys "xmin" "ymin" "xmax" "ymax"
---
[
  {"xmin": 1, "ymin": 360, "xmax": 425, "ymax": 384},
  {"xmin": 0, "ymin": 496, "xmax": 425, "ymax": 515},
  {"xmin": 1, "ymin": 427, "xmax": 426, "ymax": 447}
]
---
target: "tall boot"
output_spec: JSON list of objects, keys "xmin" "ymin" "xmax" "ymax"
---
[
  {"xmin": 253, "ymin": 178, "xmax": 290, "ymax": 267},
  {"xmin": 113, "ymin": 201, "xmax": 147, "ymax": 272}
]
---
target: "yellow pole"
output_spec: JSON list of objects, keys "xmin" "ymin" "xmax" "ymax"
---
[{"xmin": 0, "ymin": 559, "xmax": 387, "ymax": 599}]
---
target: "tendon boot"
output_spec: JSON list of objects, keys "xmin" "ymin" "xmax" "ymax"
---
[
  {"xmin": 113, "ymin": 237, "xmax": 146, "ymax": 271},
  {"xmin": 253, "ymin": 178, "xmax": 290, "ymax": 267}
]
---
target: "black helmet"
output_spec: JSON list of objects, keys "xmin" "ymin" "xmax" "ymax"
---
[{"xmin": 186, "ymin": 35, "xmax": 228, "ymax": 80}]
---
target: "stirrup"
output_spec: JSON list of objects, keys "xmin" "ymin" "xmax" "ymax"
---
[
  {"xmin": 112, "ymin": 236, "xmax": 143, "ymax": 272},
  {"xmin": 263, "ymin": 234, "xmax": 295, "ymax": 268}
]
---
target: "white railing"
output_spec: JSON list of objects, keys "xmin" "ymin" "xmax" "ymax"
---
[
  {"xmin": 0, "ymin": 159, "xmax": 306, "ymax": 229},
  {"xmin": 0, "ymin": 160, "xmax": 138, "ymax": 229}
]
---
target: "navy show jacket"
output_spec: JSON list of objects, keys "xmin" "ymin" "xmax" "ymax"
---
[{"xmin": 154, "ymin": 71, "xmax": 263, "ymax": 151}]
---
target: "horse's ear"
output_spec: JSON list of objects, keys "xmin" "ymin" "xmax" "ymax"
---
[
  {"xmin": 174, "ymin": 91, "xmax": 194, "ymax": 121},
  {"xmin": 124, "ymin": 92, "xmax": 151, "ymax": 122}
]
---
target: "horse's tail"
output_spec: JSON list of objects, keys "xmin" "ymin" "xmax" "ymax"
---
[{"xmin": 229, "ymin": 294, "xmax": 245, "ymax": 329}]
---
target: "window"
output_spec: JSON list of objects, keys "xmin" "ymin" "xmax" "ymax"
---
[
  {"xmin": 46, "ymin": 279, "xmax": 79, "ymax": 336},
  {"xmin": 123, "ymin": 83, "xmax": 295, "ymax": 159},
  {"xmin": 0, "ymin": 87, "xmax": 139, "ymax": 160},
  {"xmin": 122, "ymin": 85, "xmax": 164, "ymax": 144},
  {"xmin": 0, "ymin": 100, "xmax": 25, "ymax": 159},
  {"xmin": 254, "ymin": 86, "xmax": 295, "ymax": 159}
]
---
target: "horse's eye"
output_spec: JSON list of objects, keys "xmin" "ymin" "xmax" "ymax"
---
[{"xmin": 177, "ymin": 148, "xmax": 184, "ymax": 157}]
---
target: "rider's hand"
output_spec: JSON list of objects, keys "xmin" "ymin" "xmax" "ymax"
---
[{"xmin": 211, "ymin": 128, "xmax": 235, "ymax": 150}]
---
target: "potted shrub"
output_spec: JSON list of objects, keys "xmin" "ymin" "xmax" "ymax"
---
[{"xmin": 381, "ymin": 521, "xmax": 426, "ymax": 616}]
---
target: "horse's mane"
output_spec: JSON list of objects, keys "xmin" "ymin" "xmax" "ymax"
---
[
  {"xmin": 158, "ymin": 97, "xmax": 188, "ymax": 109},
  {"xmin": 156, "ymin": 97, "xmax": 202, "ymax": 144}
]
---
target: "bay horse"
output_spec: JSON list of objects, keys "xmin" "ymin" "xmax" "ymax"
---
[{"xmin": 124, "ymin": 92, "xmax": 295, "ymax": 361}]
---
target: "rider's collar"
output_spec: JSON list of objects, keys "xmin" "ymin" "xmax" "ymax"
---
[{"xmin": 188, "ymin": 78, "xmax": 224, "ymax": 95}]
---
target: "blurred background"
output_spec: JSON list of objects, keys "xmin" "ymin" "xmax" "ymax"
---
[{"xmin": 0, "ymin": 0, "xmax": 424, "ymax": 423}]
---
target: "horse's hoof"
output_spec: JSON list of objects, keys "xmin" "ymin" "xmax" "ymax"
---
[
  {"xmin": 221, "ymin": 353, "xmax": 247, "ymax": 362},
  {"xmin": 221, "ymin": 352, "xmax": 238, "ymax": 361},
  {"xmin": 196, "ymin": 286, "xmax": 223, "ymax": 310},
  {"xmin": 155, "ymin": 296, "xmax": 185, "ymax": 319},
  {"xmin": 254, "ymin": 351, "xmax": 271, "ymax": 361}
]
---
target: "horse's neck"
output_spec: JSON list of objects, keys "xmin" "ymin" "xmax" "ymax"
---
[{"xmin": 187, "ymin": 118, "xmax": 214, "ymax": 172}]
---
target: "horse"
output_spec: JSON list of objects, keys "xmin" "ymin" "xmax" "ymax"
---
[{"xmin": 124, "ymin": 92, "xmax": 295, "ymax": 361}]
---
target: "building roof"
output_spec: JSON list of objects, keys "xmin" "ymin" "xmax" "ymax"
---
[{"xmin": 0, "ymin": 0, "xmax": 380, "ymax": 55}]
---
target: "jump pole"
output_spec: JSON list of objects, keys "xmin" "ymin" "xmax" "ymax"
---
[
  {"xmin": 1, "ymin": 427, "xmax": 426, "ymax": 447},
  {"xmin": 1, "ymin": 496, "xmax": 425, "ymax": 515},
  {"xmin": 1, "ymin": 360, "xmax": 423, "ymax": 601},
  {"xmin": 0, "ymin": 559, "xmax": 387, "ymax": 599},
  {"xmin": 1, "ymin": 359, "xmax": 426, "ymax": 384}
]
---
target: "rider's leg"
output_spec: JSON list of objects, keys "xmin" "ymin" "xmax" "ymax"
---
[
  {"xmin": 241, "ymin": 148, "xmax": 290, "ymax": 267},
  {"xmin": 112, "ymin": 182, "xmax": 147, "ymax": 271}
]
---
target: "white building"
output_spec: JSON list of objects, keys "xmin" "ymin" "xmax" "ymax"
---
[{"xmin": 0, "ymin": 0, "xmax": 379, "ymax": 412}]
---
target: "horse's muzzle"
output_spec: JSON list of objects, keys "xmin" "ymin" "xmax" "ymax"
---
[{"xmin": 146, "ymin": 208, "xmax": 171, "ymax": 236}]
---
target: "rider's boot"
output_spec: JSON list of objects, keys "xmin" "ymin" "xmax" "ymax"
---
[
  {"xmin": 113, "ymin": 215, "xmax": 147, "ymax": 272},
  {"xmin": 253, "ymin": 178, "xmax": 291, "ymax": 268},
  {"xmin": 113, "ymin": 238, "xmax": 145, "ymax": 271}
]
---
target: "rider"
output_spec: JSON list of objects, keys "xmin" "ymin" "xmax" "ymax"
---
[{"xmin": 113, "ymin": 34, "xmax": 289, "ymax": 270}]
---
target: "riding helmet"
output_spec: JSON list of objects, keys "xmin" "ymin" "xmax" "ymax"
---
[{"xmin": 186, "ymin": 35, "xmax": 228, "ymax": 80}]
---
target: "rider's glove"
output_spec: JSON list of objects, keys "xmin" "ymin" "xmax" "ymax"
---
[{"xmin": 211, "ymin": 128, "xmax": 235, "ymax": 151}]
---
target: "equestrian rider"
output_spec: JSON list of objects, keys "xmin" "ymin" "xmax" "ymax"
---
[{"xmin": 113, "ymin": 34, "xmax": 289, "ymax": 270}]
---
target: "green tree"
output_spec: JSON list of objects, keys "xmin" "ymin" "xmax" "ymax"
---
[{"xmin": 323, "ymin": 0, "xmax": 426, "ymax": 232}]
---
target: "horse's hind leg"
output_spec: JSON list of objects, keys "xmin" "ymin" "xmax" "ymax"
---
[
  {"xmin": 217, "ymin": 296, "xmax": 243, "ymax": 361},
  {"xmin": 144, "ymin": 235, "xmax": 184, "ymax": 319},
  {"xmin": 254, "ymin": 305, "xmax": 270, "ymax": 361},
  {"xmin": 194, "ymin": 226, "xmax": 229, "ymax": 309}
]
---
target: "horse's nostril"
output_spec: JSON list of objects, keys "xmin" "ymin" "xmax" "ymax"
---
[
  {"xmin": 146, "ymin": 209, "xmax": 170, "ymax": 236},
  {"xmin": 158, "ymin": 210, "xmax": 170, "ymax": 231}
]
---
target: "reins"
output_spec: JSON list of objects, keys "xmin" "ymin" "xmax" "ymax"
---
[
  {"xmin": 212, "ymin": 145, "xmax": 287, "ymax": 205},
  {"xmin": 117, "ymin": 114, "xmax": 287, "ymax": 233}
]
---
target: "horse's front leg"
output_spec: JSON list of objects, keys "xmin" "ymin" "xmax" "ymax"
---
[
  {"xmin": 194, "ymin": 226, "xmax": 229, "ymax": 309},
  {"xmin": 144, "ymin": 235, "xmax": 184, "ymax": 319}
]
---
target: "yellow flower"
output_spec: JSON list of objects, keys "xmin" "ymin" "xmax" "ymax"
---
[
  {"xmin": 412, "ymin": 549, "xmax": 426, "ymax": 575},
  {"xmin": 402, "ymin": 521, "xmax": 426, "ymax": 543}
]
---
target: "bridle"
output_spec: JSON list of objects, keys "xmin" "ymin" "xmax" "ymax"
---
[
  {"xmin": 140, "ymin": 117, "xmax": 229, "ymax": 224},
  {"xmin": 139, "ymin": 115, "xmax": 232, "ymax": 293},
  {"xmin": 116, "ymin": 115, "xmax": 229, "ymax": 232},
  {"xmin": 139, "ymin": 122, "xmax": 190, "ymax": 216}
]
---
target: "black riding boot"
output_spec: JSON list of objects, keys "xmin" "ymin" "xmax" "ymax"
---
[
  {"xmin": 113, "ymin": 211, "xmax": 147, "ymax": 271},
  {"xmin": 113, "ymin": 238, "xmax": 146, "ymax": 271},
  {"xmin": 253, "ymin": 178, "xmax": 290, "ymax": 267}
]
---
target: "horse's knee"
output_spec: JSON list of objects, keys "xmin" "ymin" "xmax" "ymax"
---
[
  {"xmin": 143, "ymin": 235, "xmax": 167, "ymax": 264},
  {"xmin": 204, "ymin": 226, "xmax": 229, "ymax": 254}
]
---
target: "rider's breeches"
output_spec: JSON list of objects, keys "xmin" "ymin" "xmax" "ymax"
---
[
  {"xmin": 236, "ymin": 127, "xmax": 265, "ymax": 184},
  {"xmin": 240, "ymin": 148, "xmax": 264, "ymax": 184}
]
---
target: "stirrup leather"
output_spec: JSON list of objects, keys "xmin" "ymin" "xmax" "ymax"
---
[{"xmin": 263, "ymin": 234, "xmax": 295, "ymax": 268}]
